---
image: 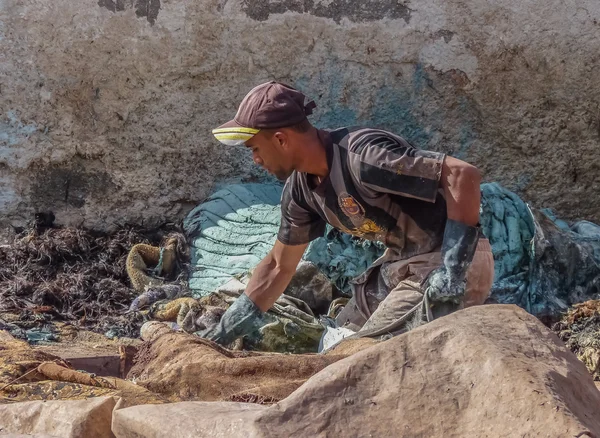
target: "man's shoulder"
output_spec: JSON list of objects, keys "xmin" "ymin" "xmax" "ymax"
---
[
  {"xmin": 283, "ymin": 170, "xmax": 303, "ymax": 191},
  {"xmin": 326, "ymin": 126, "xmax": 405, "ymax": 147},
  {"xmin": 325, "ymin": 126, "xmax": 412, "ymax": 158}
]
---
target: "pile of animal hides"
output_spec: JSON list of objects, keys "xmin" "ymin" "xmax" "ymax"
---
[
  {"xmin": 1, "ymin": 182, "xmax": 600, "ymax": 376},
  {"xmin": 2, "ymin": 306, "xmax": 600, "ymax": 438}
]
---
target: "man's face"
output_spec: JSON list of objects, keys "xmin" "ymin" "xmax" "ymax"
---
[{"xmin": 245, "ymin": 131, "xmax": 294, "ymax": 181}]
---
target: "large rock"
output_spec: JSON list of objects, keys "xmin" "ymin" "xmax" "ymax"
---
[
  {"xmin": 1, "ymin": 0, "xmax": 600, "ymax": 231},
  {"xmin": 113, "ymin": 305, "xmax": 600, "ymax": 437}
]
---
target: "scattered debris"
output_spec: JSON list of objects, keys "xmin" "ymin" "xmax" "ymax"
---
[
  {"xmin": 553, "ymin": 300, "xmax": 600, "ymax": 380},
  {"xmin": 0, "ymin": 224, "xmax": 185, "ymax": 339}
]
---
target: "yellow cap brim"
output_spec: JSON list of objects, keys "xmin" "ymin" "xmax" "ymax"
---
[{"xmin": 212, "ymin": 124, "xmax": 260, "ymax": 146}]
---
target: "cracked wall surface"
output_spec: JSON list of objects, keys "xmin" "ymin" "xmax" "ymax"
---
[{"xmin": 1, "ymin": 0, "xmax": 599, "ymax": 231}]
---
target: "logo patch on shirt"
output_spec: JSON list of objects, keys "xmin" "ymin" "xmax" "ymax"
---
[
  {"xmin": 337, "ymin": 192, "xmax": 386, "ymax": 239},
  {"xmin": 338, "ymin": 193, "xmax": 365, "ymax": 218}
]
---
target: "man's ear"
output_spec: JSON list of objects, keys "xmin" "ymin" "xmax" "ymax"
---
[{"xmin": 273, "ymin": 131, "xmax": 288, "ymax": 149}]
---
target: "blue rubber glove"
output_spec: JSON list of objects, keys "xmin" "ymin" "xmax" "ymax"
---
[
  {"xmin": 196, "ymin": 293, "xmax": 264, "ymax": 346},
  {"xmin": 424, "ymin": 219, "xmax": 480, "ymax": 304}
]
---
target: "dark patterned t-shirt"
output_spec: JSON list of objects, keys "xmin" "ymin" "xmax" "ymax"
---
[{"xmin": 277, "ymin": 127, "xmax": 448, "ymax": 260}]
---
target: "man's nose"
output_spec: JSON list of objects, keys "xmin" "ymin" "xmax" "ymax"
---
[{"xmin": 253, "ymin": 153, "xmax": 263, "ymax": 165}]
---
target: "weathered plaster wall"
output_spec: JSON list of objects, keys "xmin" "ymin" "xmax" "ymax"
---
[{"xmin": 1, "ymin": 0, "xmax": 599, "ymax": 230}]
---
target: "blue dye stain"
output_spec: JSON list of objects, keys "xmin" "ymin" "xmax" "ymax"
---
[
  {"xmin": 0, "ymin": 111, "xmax": 38, "ymax": 147},
  {"xmin": 295, "ymin": 68, "xmax": 360, "ymax": 129},
  {"xmin": 365, "ymin": 84, "xmax": 431, "ymax": 147},
  {"xmin": 412, "ymin": 62, "xmax": 428, "ymax": 94},
  {"xmin": 294, "ymin": 60, "xmax": 478, "ymax": 156}
]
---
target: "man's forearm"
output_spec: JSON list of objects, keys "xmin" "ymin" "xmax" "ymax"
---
[
  {"xmin": 424, "ymin": 156, "xmax": 482, "ymax": 305},
  {"xmin": 244, "ymin": 252, "xmax": 297, "ymax": 312},
  {"xmin": 197, "ymin": 242, "xmax": 303, "ymax": 345}
]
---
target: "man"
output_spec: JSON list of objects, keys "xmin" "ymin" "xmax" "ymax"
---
[{"xmin": 202, "ymin": 81, "xmax": 494, "ymax": 345}]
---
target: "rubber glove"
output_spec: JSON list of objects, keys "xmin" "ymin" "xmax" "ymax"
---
[
  {"xmin": 196, "ymin": 293, "xmax": 264, "ymax": 345},
  {"xmin": 424, "ymin": 219, "xmax": 480, "ymax": 304}
]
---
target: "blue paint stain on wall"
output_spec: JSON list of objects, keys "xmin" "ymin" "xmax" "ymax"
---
[
  {"xmin": 0, "ymin": 111, "xmax": 38, "ymax": 164},
  {"xmin": 0, "ymin": 177, "xmax": 17, "ymax": 210},
  {"xmin": 454, "ymin": 96, "xmax": 477, "ymax": 158},
  {"xmin": 294, "ymin": 60, "xmax": 479, "ymax": 156},
  {"xmin": 412, "ymin": 62, "xmax": 427, "ymax": 94},
  {"xmin": 317, "ymin": 107, "xmax": 360, "ymax": 129},
  {"xmin": 296, "ymin": 64, "xmax": 362, "ymax": 129},
  {"xmin": 364, "ymin": 84, "xmax": 431, "ymax": 147},
  {"xmin": 0, "ymin": 111, "xmax": 38, "ymax": 145}
]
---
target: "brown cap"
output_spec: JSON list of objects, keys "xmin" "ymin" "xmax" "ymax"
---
[{"xmin": 212, "ymin": 81, "xmax": 316, "ymax": 146}]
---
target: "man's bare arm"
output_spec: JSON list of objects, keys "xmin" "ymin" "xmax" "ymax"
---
[
  {"xmin": 244, "ymin": 239, "xmax": 308, "ymax": 312},
  {"xmin": 440, "ymin": 156, "xmax": 482, "ymax": 226},
  {"xmin": 424, "ymin": 155, "xmax": 482, "ymax": 304}
]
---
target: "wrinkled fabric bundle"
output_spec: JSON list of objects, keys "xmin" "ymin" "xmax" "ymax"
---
[
  {"xmin": 127, "ymin": 284, "xmax": 186, "ymax": 313},
  {"xmin": 149, "ymin": 297, "xmax": 223, "ymax": 333},
  {"xmin": 125, "ymin": 233, "xmax": 189, "ymax": 292},
  {"xmin": 304, "ymin": 227, "xmax": 385, "ymax": 295},
  {"xmin": 127, "ymin": 323, "xmax": 375, "ymax": 404},
  {"xmin": 183, "ymin": 184, "xmax": 283, "ymax": 297},
  {"xmin": 183, "ymin": 183, "xmax": 383, "ymax": 298},
  {"xmin": 481, "ymin": 183, "xmax": 600, "ymax": 321},
  {"xmin": 143, "ymin": 279, "xmax": 326, "ymax": 354},
  {"xmin": 214, "ymin": 277, "xmax": 325, "ymax": 353},
  {"xmin": 115, "ymin": 306, "xmax": 600, "ymax": 438},
  {"xmin": 127, "ymin": 263, "xmax": 331, "ymax": 353}
]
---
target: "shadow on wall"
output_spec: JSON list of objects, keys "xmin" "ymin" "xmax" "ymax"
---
[{"xmin": 30, "ymin": 159, "xmax": 118, "ymax": 210}]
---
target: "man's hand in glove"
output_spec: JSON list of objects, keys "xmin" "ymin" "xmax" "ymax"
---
[
  {"xmin": 196, "ymin": 240, "xmax": 307, "ymax": 346},
  {"xmin": 196, "ymin": 293, "xmax": 264, "ymax": 346},
  {"xmin": 424, "ymin": 219, "xmax": 480, "ymax": 304}
]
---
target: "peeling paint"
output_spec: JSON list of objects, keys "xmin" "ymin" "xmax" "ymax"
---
[
  {"xmin": 434, "ymin": 29, "xmax": 455, "ymax": 43},
  {"xmin": 135, "ymin": 0, "xmax": 160, "ymax": 25},
  {"xmin": 98, "ymin": 0, "xmax": 160, "ymax": 25},
  {"xmin": 419, "ymin": 38, "xmax": 479, "ymax": 81},
  {"xmin": 241, "ymin": 0, "xmax": 412, "ymax": 24}
]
